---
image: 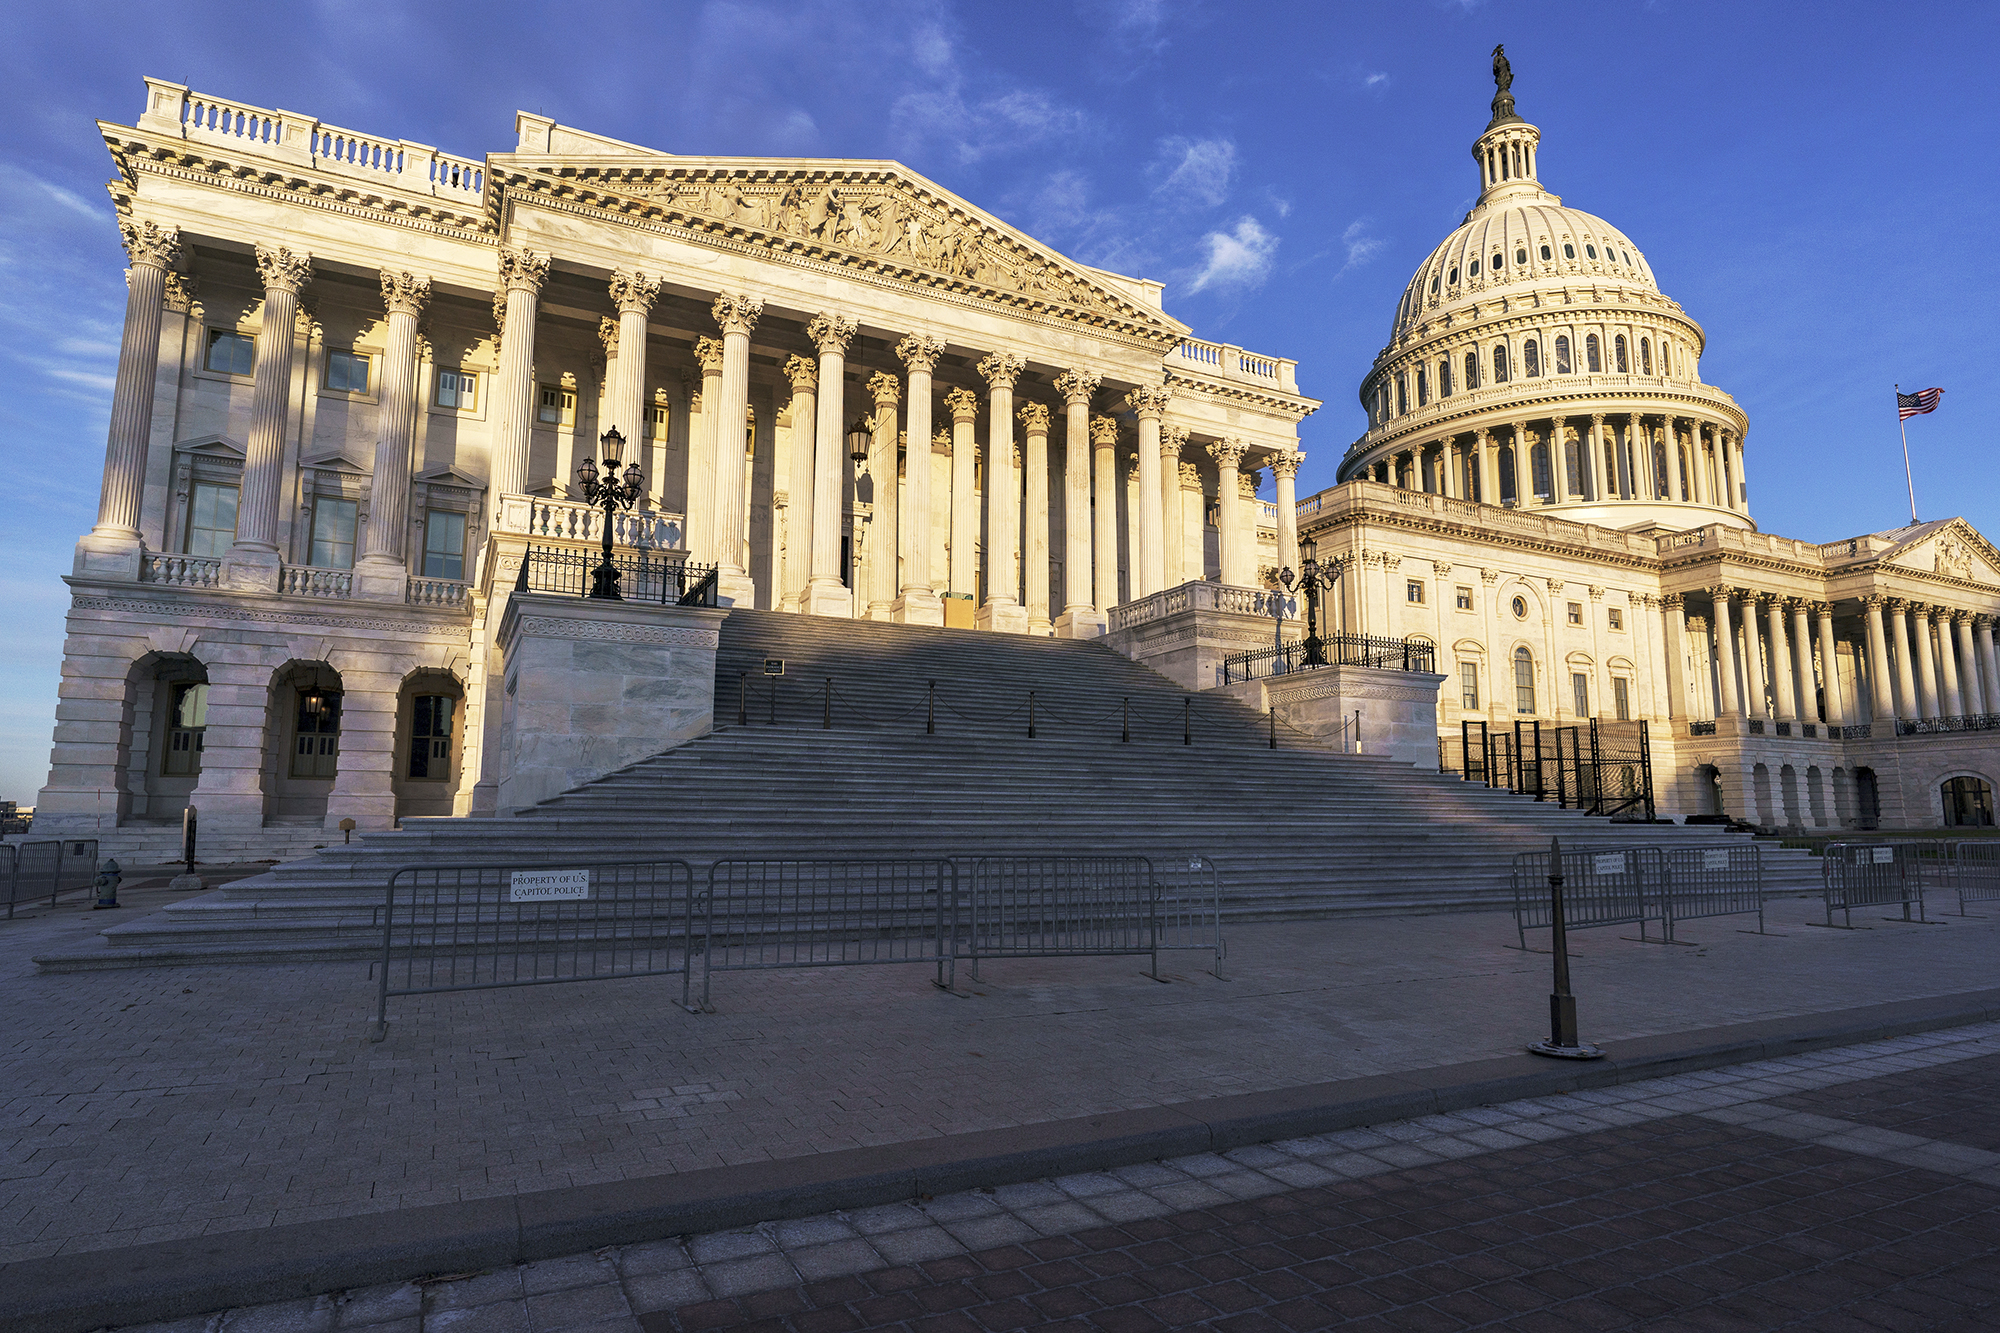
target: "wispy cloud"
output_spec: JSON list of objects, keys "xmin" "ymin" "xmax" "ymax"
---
[
  {"xmin": 1154, "ymin": 136, "xmax": 1236, "ymax": 208},
  {"xmin": 1333, "ymin": 220, "xmax": 1385, "ymax": 279},
  {"xmin": 1362, "ymin": 71, "xmax": 1391, "ymax": 92},
  {"xmin": 1186, "ymin": 217, "xmax": 1279, "ymax": 293},
  {"xmin": 888, "ymin": 16, "xmax": 1096, "ymax": 165}
]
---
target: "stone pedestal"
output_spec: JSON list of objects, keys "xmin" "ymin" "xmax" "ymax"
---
[
  {"xmin": 975, "ymin": 600, "xmax": 1031, "ymax": 634},
  {"xmin": 352, "ymin": 556, "xmax": 408, "ymax": 603},
  {"xmin": 801, "ymin": 582, "xmax": 854, "ymax": 619},
  {"xmin": 495, "ymin": 593, "xmax": 726, "ymax": 816},
  {"xmin": 220, "ymin": 549, "xmax": 282, "ymax": 594},
  {"xmin": 72, "ymin": 534, "xmax": 145, "ymax": 582},
  {"xmin": 892, "ymin": 589, "xmax": 944, "ymax": 627},
  {"xmin": 1103, "ymin": 580, "xmax": 1292, "ymax": 690},
  {"xmin": 1220, "ymin": 666, "xmax": 1447, "ymax": 770},
  {"xmin": 1054, "ymin": 609, "xmax": 1108, "ymax": 640}
]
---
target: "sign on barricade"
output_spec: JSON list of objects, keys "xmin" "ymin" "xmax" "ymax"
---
[
  {"xmin": 371, "ymin": 860, "xmax": 696, "ymax": 1040},
  {"xmin": 1661, "ymin": 845, "xmax": 1766, "ymax": 939},
  {"xmin": 1819, "ymin": 843, "xmax": 1929, "ymax": 928},
  {"xmin": 698, "ymin": 858, "xmax": 957, "ymax": 1009},
  {"xmin": 1510, "ymin": 846, "xmax": 1665, "ymax": 948},
  {"xmin": 1156, "ymin": 853, "xmax": 1226, "ymax": 979},
  {"xmin": 1950, "ymin": 842, "xmax": 2000, "ymax": 916},
  {"xmin": 9, "ymin": 840, "xmax": 98, "ymax": 918},
  {"xmin": 962, "ymin": 856, "xmax": 1160, "ymax": 979}
]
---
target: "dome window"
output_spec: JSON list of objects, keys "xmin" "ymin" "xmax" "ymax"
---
[
  {"xmin": 1524, "ymin": 339, "xmax": 1541, "ymax": 377},
  {"xmin": 1555, "ymin": 335, "xmax": 1573, "ymax": 374},
  {"xmin": 1585, "ymin": 244, "xmax": 1598, "ymax": 259},
  {"xmin": 1396, "ymin": 374, "xmax": 1408, "ymax": 415},
  {"xmin": 1492, "ymin": 344, "xmax": 1510, "ymax": 384},
  {"xmin": 1491, "ymin": 253, "xmax": 1503, "ymax": 272},
  {"xmin": 1563, "ymin": 243, "xmax": 1575, "ymax": 259},
  {"xmin": 1614, "ymin": 335, "xmax": 1629, "ymax": 374},
  {"xmin": 1464, "ymin": 350, "xmax": 1480, "ymax": 390},
  {"xmin": 1540, "ymin": 244, "xmax": 1552, "ymax": 261},
  {"xmin": 1640, "ymin": 338, "xmax": 1652, "ymax": 375},
  {"xmin": 1622, "ymin": 251, "xmax": 1632, "ymax": 265},
  {"xmin": 1515, "ymin": 249, "xmax": 1527, "ymax": 265},
  {"xmin": 1586, "ymin": 334, "xmax": 1602, "ymax": 373},
  {"xmin": 1430, "ymin": 275, "xmax": 1439, "ymax": 293},
  {"xmin": 1469, "ymin": 260, "xmax": 1479, "ymax": 277},
  {"xmin": 1448, "ymin": 266, "xmax": 1459, "ymax": 284},
  {"xmin": 1416, "ymin": 366, "xmax": 1429, "ymax": 406},
  {"xmin": 1439, "ymin": 358, "xmax": 1453, "ymax": 397}
]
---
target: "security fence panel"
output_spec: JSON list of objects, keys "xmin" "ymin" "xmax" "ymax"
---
[
  {"xmin": 1154, "ymin": 853, "xmax": 1225, "ymax": 979},
  {"xmin": 1950, "ymin": 842, "xmax": 2000, "ymax": 915},
  {"xmin": 1511, "ymin": 846, "xmax": 1664, "ymax": 948},
  {"xmin": 1662, "ymin": 845, "xmax": 1765, "ymax": 939},
  {"xmin": 1820, "ymin": 843, "xmax": 1928, "ymax": 928},
  {"xmin": 0, "ymin": 844, "xmax": 17, "ymax": 920},
  {"xmin": 372, "ymin": 860, "xmax": 695, "ymax": 1039},
  {"xmin": 698, "ymin": 859, "xmax": 956, "ymax": 1008},
  {"xmin": 11, "ymin": 840, "xmax": 97, "ymax": 916},
  {"xmin": 963, "ymin": 856, "xmax": 1159, "ymax": 978}
]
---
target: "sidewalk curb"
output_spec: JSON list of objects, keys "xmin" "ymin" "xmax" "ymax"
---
[{"xmin": 6, "ymin": 987, "xmax": 1998, "ymax": 1333}]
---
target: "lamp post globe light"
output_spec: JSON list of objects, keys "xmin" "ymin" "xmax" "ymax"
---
[
  {"xmin": 1269, "ymin": 566, "xmax": 1295, "ymax": 665},
  {"xmin": 847, "ymin": 415, "xmax": 872, "ymax": 463},
  {"xmin": 577, "ymin": 426, "xmax": 644, "ymax": 600},
  {"xmin": 1280, "ymin": 536, "xmax": 1329, "ymax": 668}
]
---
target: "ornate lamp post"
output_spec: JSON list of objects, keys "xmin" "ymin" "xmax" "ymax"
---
[
  {"xmin": 848, "ymin": 415, "xmax": 872, "ymax": 463},
  {"xmin": 577, "ymin": 426, "xmax": 644, "ymax": 600},
  {"xmin": 1278, "ymin": 537, "xmax": 1329, "ymax": 668}
]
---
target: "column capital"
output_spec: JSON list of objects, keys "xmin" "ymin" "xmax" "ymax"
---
[
  {"xmin": 119, "ymin": 218, "xmax": 180, "ymax": 270},
  {"xmin": 976, "ymin": 350, "xmax": 1024, "ymax": 389},
  {"xmin": 1706, "ymin": 584, "xmax": 1736, "ymax": 605},
  {"xmin": 1089, "ymin": 415, "xmax": 1119, "ymax": 447},
  {"xmin": 1474, "ymin": 427, "xmax": 1491, "ymax": 444},
  {"xmin": 896, "ymin": 332, "xmax": 944, "ymax": 372},
  {"xmin": 932, "ymin": 427, "xmax": 952, "ymax": 452},
  {"xmin": 1862, "ymin": 593, "xmax": 1887, "ymax": 610},
  {"xmin": 1053, "ymin": 369, "xmax": 1099, "ymax": 405},
  {"xmin": 1661, "ymin": 592, "xmax": 1684, "ymax": 611},
  {"xmin": 597, "ymin": 315, "xmax": 619, "ymax": 356},
  {"xmin": 1589, "ymin": 411, "xmax": 1605, "ymax": 426},
  {"xmin": 694, "ymin": 337, "xmax": 725, "ymax": 375},
  {"xmin": 1811, "ymin": 601, "xmax": 1834, "ymax": 617},
  {"xmin": 1945, "ymin": 607, "xmax": 1972, "ymax": 624},
  {"xmin": 498, "ymin": 246, "xmax": 549, "ymax": 294},
  {"xmin": 379, "ymin": 270, "xmax": 431, "ymax": 318},
  {"xmin": 609, "ymin": 269, "xmax": 660, "ymax": 316},
  {"xmin": 1975, "ymin": 613, "xmax": 1997, "ymax": 630},
  {"xmin": 1162, "ymin": 422, "xmax": 1189, "ymax": 456},
  {"xmin": 1268, "ymin": 450, "xmax": 1302, "ymax": 480},
  {"xmin": 1125, "ymin": 452, "xmax": 1142, "ymax": 483},
  {"xmin": 253, "ymin": 243, "xmax": 312, "ymax": 295},
  {"xmin": 711, "ymin": 293, "xmax": 763, "ymax": 336},
  {"xmin": 784, "ymin": 354, "xmax": 818, "ymax": 392},
  {"xmin": 808, "ymin": 312, "xmax": 857, "ymax": 355},
  {"xmin": 1017, "ymin": 401, "xmax": 1052, "ymax": 434},
  {"xmin": 945, "ymin": 386, "xmax": 980, "ymax": 422},
  {"xmin": 163, "ymin": 271, "xmax": 197, "ymax": 313},
  {"xmin": 1208, "ymin": 439, "xmax": 1247, "ymax": 468},
  {"xmin": 1123, "ymin": 385, "xmax": 1173, "ymax": 420},
  {"xmin": 868, "ymin": 370, "xmax": 901, "ymax": 407}
]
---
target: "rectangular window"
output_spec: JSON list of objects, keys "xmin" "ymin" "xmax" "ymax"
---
[
  {"xmin": 421, "ymin": 510, "xmax": 466, "ymax": 581},
  {"xmin": 326, "ymin": 350, "xmax": 371, "ymax": 394},
  {"xmin": 1572, "ymin": 672, "xmax": 1590, "ymax": 717},
  {"xmin": 1567, "ymin": 601, "xmax": 1583, "ymax": 625},
  {"xmin": 184, "ymin": 481, "xmax": 239, "ymax": 557},
  {"xmin": 1613, "ymin": 677, "xmax": 1631, "ymax": 721},
  {"xmin": 407, "ymin": 695, "xmax": 454, "ymax": 779},
  {"xmin": 647, "ymin": 401, "xmax": 669, "ymax": 441},
  {"xmin": 1460, "ymin": 662, "xmax": 1479, "ymax": 710},
  {"xmin": 205, "ymin": 330, "xmax": 255, "ymax": 376},
  {"xmin": 1455, "ymin": 586, "xmax": 1473, "ymax": 611},
  {"xmin": 1406, "ymin": 581, "xmax": 1424, "ymax": 604},
  {"xmin": 291, "ymin": 689, "xmax": 342, "ymax": 779},
  {"xmin": 309, "ymin": 498, "xmax": 358, "ymax": 569},
  {"xmin": 537, "ymin": 383, "xmax": 574, "ymax": 425},
  {"xmin": 1607, "ymin": 607, "xmax": 1624, "ymax": 630},
  {"xmin": 163, "ymin": 682, "xmax": 208, "ymax": 776},
  {"xmin": 437, "ymin": 369, "xmax": 478, "ymax": 411}
]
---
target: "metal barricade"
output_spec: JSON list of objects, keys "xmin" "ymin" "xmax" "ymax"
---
[
  {"xmin": 10, "ymin": 839, "xmax": 98, "ymax": 917},
  {"xmin": 1661, "ymin": 844, "xmax": 1766, "ymax": 939},
  {"xmin": 1511, "ymin": 846, "xmax": 1665, "ymax": 948},
  {"xmin": 698, "ymin": 859, "xmax": 957, "ymax": 1008},
  {"xmin": 1155, "ymin": 853, "xmax": 1226, "ymax": 979},
  {"xmin": 1820, "ymin": 842, "xmax": 1928, "ymax": 928},
  {"xmin": 0, "ymin": 844, "xmax": 16, "ymax": 920},
  {"xmin": 372, "ymin": 860, "xmax": 696, "ymax": 1040},
  {"xmin": 962, "ymin": 856, "xmax": 1159, "ymax": 979},
  {"xmin": 1950, "ymin": 842, "xmax": 2000, "ymax": 916}
]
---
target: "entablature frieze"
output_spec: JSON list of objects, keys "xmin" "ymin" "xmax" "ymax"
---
[
  {"xmin": 1162, "ymin": 369, "xmax": 1319, "ymax": 421},
  {"xmin": 64, "ymin": 587, "xmax": 473, "ymax": 639}
]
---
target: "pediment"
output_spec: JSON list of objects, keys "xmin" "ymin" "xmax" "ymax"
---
[
  {"xmin": 419, "ymin": 466, "xmax": 487, "ymax": 489},
  {"xmin": 174, "ymin": 433, "xmax": 245, "ymax": 459},
  {"xmin": 299, "ymin": 450, "xmax": 371, "ymax": 475},
  {"xmin": 1879, "ymin": 519, "xmax": 2000, "ymax": 586},
  {"xmin": 495, "ymin": 147, "xmax": 1187, "ymax": 345}
]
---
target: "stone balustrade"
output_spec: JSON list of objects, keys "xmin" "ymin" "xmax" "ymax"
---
[
  {"xmin": 1171, "ymin": 338, "xmax": 1300, "ymax": 394},
  {"xmin": 407, "ymin": 577, "xmax": 469, "ymax": 609},
  {"xmin": 278, "ymin": 566, "xmax": 352, "ymax": 599},
  {"xmin": 494, "ymin": 494, "xmax": 685, "ymax": 551},
  {"xmin": 1108, "ymin": 579, "xmax": 1293, "ymax": 633},
  {"xmin": 139, "ymin": 553, "xmax": 220, "ymax": 588}
]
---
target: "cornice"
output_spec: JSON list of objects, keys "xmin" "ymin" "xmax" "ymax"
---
[
  {"xmin": 64, "ymin": 584, "xmax": 472, "ymax": 637},
  {"xmin": 1298, "ymin": 502, "xmax": 1661, "ymax": 577},
  {"xmin": 1163, "ymin": 369, "xmax": 1320, "ymax": 420}
]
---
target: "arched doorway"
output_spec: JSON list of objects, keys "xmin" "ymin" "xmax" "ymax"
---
[
  {"xmin": 1855, "ymin": 767, "xmax": 1881, "ymax": 831},
  {"xmin": 265, "ymin": 661, "xmax": 344, "ymax": 824},
  {"xmin": 1942, "ymin": 777, "xmax": 1995, "ymax": 828},
  {"xmin": 121, "ymin": 652, "xmax": 210, "ymax": 820},
  {"xmin": 392, "ymin": 669, "xmax": 465, "ymax": 821},
  {"xmin": 1695, "ymin": 764, "xmax": 1724, "ymax": 817}
]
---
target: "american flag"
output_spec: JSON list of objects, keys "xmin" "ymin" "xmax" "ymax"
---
[{"xmin": 1898, "ymin": 387, "xmax": 1944, "ymax": 420}]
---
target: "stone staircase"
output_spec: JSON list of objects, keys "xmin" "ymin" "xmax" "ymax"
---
[
  {"xmin": 55, "ymin": 819, "xmax": 337, "ymax": 869},
  {"xmin": 32, "ymin": 610, "xmax": 1826, "ymax": 970}
]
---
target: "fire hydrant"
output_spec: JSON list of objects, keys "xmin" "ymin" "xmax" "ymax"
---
[{"xmin": 93, "ymin": 858, "xmax": 122, "ymax": 910}]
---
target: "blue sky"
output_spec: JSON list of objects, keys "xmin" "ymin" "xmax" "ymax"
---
[{"xmin": 1, "ymin": 0, "xmax": 1992, "ymax": 803}]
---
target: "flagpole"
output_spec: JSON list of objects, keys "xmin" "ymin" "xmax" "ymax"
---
[{"xmin": 1895, "ymin": 382, "xmax": 1919, "ymax": 526}]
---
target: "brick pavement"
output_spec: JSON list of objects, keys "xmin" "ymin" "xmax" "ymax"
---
[
  {"xmin": 107, "ymin": 1021, "xmax": 2000, "ymax": 1333},
  {"xmin": 4, "ymin": 892, "xmax": 2000, "ymax": 1264}
]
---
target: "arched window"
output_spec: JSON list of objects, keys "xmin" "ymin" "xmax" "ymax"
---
[
  {"xmin": 1555, "ymin": 335, "xmax": 1572, "ymax": 374},
  {"xmin": 1564, "ymin": 432, "xmax": 1584, "ymax": 497},
  {"xmin": 1653, "ymin": 436, "xmax": 1670, "ymax": 499},
  {"xmin": 1439, "ymin": 358, "xmax": 1453, "ymax": 397},
  {"xmin": 1614, "ymin": 335, "xmax": 1629, "ymax": 374},
  {"xmin": 1563, "ymin": 243, "xmax": 1575, "ymax": 259},
  {"xmin": 1491, "ymin": 252, "xmax": 1503, "ymax": 273},
  {"xmin": 1430, "ymin": 274, "xmax": 1440, "ymax": 293},
  {"xmin": 1492, "ymin": 344, "xmax": 1510, "ymax": 383},
  {"xmin": 1640, "ymin": 337, "xmax": 1652, "ymax": 374},
  {"xmin": 1540, "ymin": 244, "xmax": 1552, "ymax": 261},
  {"xmin": 1585, "ymin": 334, "xmax": 1602, "ymax": 373},
  {"xmin": 1377, "ymin": 388, "xmax": 1389, "ymax": 424},
  {"xmin": 1416, "ymin": 366, "xmax": 1429, "ymax": 406},
  {"xmin": 1515, "ymin": 248, "xmax": 1527, "ymax": 265},
  {"xmin": 1464, "ymin": 350, "xmax": 1480, "ymax": 390},
  {"xmin": 1514, "ymin": 647, "xmax": 1536, "ymax": 714},
  {"xmin": 1449, "ymin": 266, "xmax": 1459, "ymax": 284},
  {"xmin": 1524, "ymin": 339, "xmax": 1541, "ymax": 377},
  {"xmin": 1531, "ymin": 435, "xmax": 1553, "ymax": 499},
  {"xmin": 1943, "ymin": 777, "xmax": 1995, "ymax": 827},
  {"xmin": 1469, "ymin": 259, "xmax": 1480, "ymax": 277},
  {"xmin": 1396, "ymin": 374, "xmax": 1407, "ymax": 415},
  {"xmin": 1585, "ymin": 244, "xmax": 1598, "ymax": 259},
  {"xmin": 1678, "ymin": 445, "xmax": 1691, "ymax": 500}
]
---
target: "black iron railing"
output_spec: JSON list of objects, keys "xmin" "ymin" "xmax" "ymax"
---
[
  {"xmin": 1897, "ymin": 713, "xmax": 2000, "ymax": 737},
  {"xmin": 1220, "ymin": 633, "xmax": 1435, "ymax": 685},
  {"xmin": 515, "ymin": 546, "xmax": 719, "ymax": 606}
]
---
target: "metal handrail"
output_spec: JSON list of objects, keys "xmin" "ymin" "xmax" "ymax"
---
[
  {"xmin": 1219, "ymin": 633, "xmax": 1435, "ymax": 684},
  {"xmin": 515, "ymin": 545, "xmax": 719, "ymax": 606}
]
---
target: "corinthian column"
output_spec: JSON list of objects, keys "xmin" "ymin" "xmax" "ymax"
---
[
  {"xmin": 606, "ymin": 270, "xmax": 658, "ymax": 447},
  {"xmin": 1710, "ymin": 588, "xmax": 1741, "ymax": 718},
  {"xmin": 1090, "ymin": 415, "xmax": 1120, "ymax": 614},
  {"xmin": 945, "ymin": 386, "xmax": 980, "ymax": 601},
  {"xmin": 865, "ymin": 372, "xmax": 901, "ymax": 620},
  {"xmin": 976, "ymin": 353, "xmax": 1028, "ymax": 633},
  {"xmin": 1815, "ymin": 604, "xmax": 1845, "ymax": 726},
  {"xmin": 892, "ymin": 333, "xmax": 945, "ymax": 625},
  {"xmin": 1659, "ymin": 595, "xmax": 1687, "ymax": 722},
  {"xmin": 1955, "ymin": 613, "xmax": 1986, "ymax": 716},
  {"xmin": 490, "ymin": 247, "xmax": 548, "ymax": 509},
  {"xmin": 1906, "ymin": 604, "xmax": 1938, "ymax": 718},
  {"xmin": 1977, "ymin": 616, "xmax": 2000, "ymax": 718},
  {"xmin": 708, "ymin": 294, "xmax": 762, "ymax": 605},
  {"xmin": 1052, "ymin": 370, "xmax": 1102, "ymax": 638},
  {"xmin": 1863, "ymin": 597, "xmax": 1896, "ymax": 722},
  {"xmin": 687, "ymin": 337, "xmax": 725, "ymax": 565},
  {"xmin": 1268, "ymin": 449, "xmax": 1301, "ymax": 578},
  {"xmin": 223, "ymin": 243, "xmax": 312, "ymax": 592},
  {"xmin": 355, "ymin": 269, "xmax": 432, "ymax": 601},
  {"xmin": 81, "ymin": 219, "xmax": 181, "ymax": 577},
  {"xmin": 780, "ymin": 353, "xmax": 818, "ymax": 613},
  {"xmin": 1020, "ymin": 402, "xmax": 1054, "ymax": 635},
  {"xmin": 1160, "ymin": 423, "xmax": 1188, "ymax": 587},
  {"xmin": 804, "ymin": 314, "xmax": 857, "ymax": 618},
  {"xmin": 1938, "ymin": 610, "xmax": 1966, "ymax": 717},
  {"xmin": 1766, "ymin": 597, "xmax": 1795, "ymax": 722},
  {"xmin": 1209, "ymin": 440, "xmax": 1249, "ymax": 585},
  {"xmin": 1124, "ymin": 386, "xmax": 1170, "ymax": 596}
]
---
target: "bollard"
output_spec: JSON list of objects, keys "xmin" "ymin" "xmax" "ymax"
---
[
  {"xmin": 1122, "ymin": 697, "xmax": 1130, "ymax": 744},
  {"xmin": 1528, "ymin": 835, "xmax": 1604, "ymax": 1059},
  {"xmin": 1268, "ymin": 707, "xmax": 1277, "ymax": 750},
  {"xmin": 738, "ymin": 672, "xmax": 748, "ymax": 725},
  {"xmin": 169, "ymin": 807, "xmax": 204, "ymax": 891},
  {"xmin": 340, "ymin": 817, "xmax": 356, "ymax": 845},
  {"xmin": 926, "ymin": 680, "xmax": 936, "ymax": 735},
  {"xmin": 768, "ymin": 675, "xmax": 777, "ymax": 725},
  {"xmin": 823, "ymin": 678, "xmax": 832, "ymax": 730},
  {"xmin": 1183, "ymin": 696, "xmax": 1192, "ymax": 746},
  {"xmin": 92, "ymin": 858, "xmax": 122, "ymax": 911},
  {"xmin": 1027, "ymin": 691, "xmax": 1036, "ymax": 739}
]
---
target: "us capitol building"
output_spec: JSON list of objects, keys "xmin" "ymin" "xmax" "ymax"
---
[{"xmin": 31, "ymin": 65, "xmax": 2000, "ymax": 852}]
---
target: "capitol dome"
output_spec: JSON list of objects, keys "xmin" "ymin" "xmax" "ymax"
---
[{"xmin": 1337, "ymin": 66, "xmax": 1752, "ymax": 533}]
